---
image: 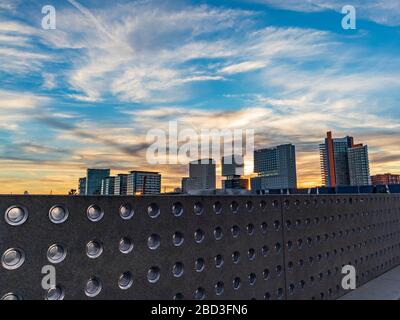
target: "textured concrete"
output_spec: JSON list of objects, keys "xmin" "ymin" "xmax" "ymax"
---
[
  {"xmin": 340, "ymin": 265, "xmax": 400, "ymax": 300},
  {"xmin": 1, "ymin": 194, "xmax": 400, "ymax": 300}
]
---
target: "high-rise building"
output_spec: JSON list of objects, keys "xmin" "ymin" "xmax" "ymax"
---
[
  {"xmin": 251, "ymin": 144, "xmax": 297, "ymax": 191},
  {"xmin": 371, "ymin": 173, "xmax": 400, "ymax": 185},
  {"xmin": 320, "ymin": 132, "xmax": 371, "ymax": 187},
  {"xmin": 182, "ymin": 159, "xmax": 216, "ymax": 193},
  {"xmin": 114, "ymin": 174, "xmax": 128, "ymax": 195},
  {"xmin": 221, "ymin": 155, "xmax": 248, "ymax": 190},
  {"xmin": 222, "ymin": 155, "xmax": 244, "ymax": 178},
  {"xmin": 127, "ymin": 171, "xmax": 161, "ymax": 195},
  {"xmin": 101, "ymin": 176, "xmax": 116, "ymax": 195},
  {"xmin": 78, "ymin": 178, "xmax": 86, "ymax": 195},
  {"xmin": 85, "ymin": 169, "xmax": 110, "ymax": 195},
  {"xmin": 348, "ymin": 145, "xmax": 371, "ymax": 186},
  {"xmin": 319, "ymin": 132, "xmax": 353, "ymax": 187}
]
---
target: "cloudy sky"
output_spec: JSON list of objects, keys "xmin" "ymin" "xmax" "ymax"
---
[{"xmin": 0, "ymin": 0, "xmax": 399, "ymax": 194}]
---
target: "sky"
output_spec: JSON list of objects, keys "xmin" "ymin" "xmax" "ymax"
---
[{"xmin": 0, "ymin": 0, "xmax": 399, "ymax": 194}]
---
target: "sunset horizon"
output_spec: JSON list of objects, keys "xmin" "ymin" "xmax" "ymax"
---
[{"xmin": 1, "ymin": 0, "xmax": 399, "ymax": 194}]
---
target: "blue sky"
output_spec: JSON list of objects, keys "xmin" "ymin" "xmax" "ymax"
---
[{"xmin": 0, "ymin": 0, "xmax": 400, "ymax": 193}]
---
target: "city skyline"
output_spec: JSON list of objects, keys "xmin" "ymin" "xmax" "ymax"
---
[
  {"xmin": 1, "ymin": 0, "xmax": 400, "ymax": 194},
  {"xmin": 78, "ymin": 132, "xmax": 393, "ymax": 196}
]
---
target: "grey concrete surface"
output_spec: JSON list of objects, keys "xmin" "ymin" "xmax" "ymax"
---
[
  {"xmin": 2, "ymin": 194, "xmax": 400, "ymax": 300},
  {"xmin": 340, "ymin": 265, "xmax": 400, "ymax": 300}
]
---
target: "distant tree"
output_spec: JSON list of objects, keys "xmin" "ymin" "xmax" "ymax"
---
[
  {"xmin": 68, "ymin": 189, "xmax": 77, "ymax": 196},
  {"xmin": 23, "ymin": 191, "xmax": 29, "ymax": 195}
]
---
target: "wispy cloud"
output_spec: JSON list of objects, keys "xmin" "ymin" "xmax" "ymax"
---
[
  {"xmin": 0, "ymin": 0, "xmax": 19, "ymax": 13},
  {"xmin": 251, "ymin": 0, "xmax": 400, "ymax": 26},
  {"xmin": 0, "ymin": 0, "xmax": 399, "ymax": 194},
  {"xmin": 220, "ymin": 61, "xmax": 268, "ymax": 74},
  {"xmin": 42, "ymin": 2, "xmax": 256, "ymax": 102},
  {"xmin": 0, "ymin": 91, "xmax": 49, "ymax": 130}
]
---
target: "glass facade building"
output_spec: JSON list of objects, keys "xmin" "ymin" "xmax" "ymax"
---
[
  {"xmin": 251, "ymin": 144, "xmax": 297, "ymax": 191},
  {"xmin": 85, "ymin": 169, "xmax": 110, "ymax": 195},
  {"xmin": 348, "ymin": 145, "xmax": 371, "ymax": 186},
  {"xmin": 101, "ymin": 176, "xmax": 116, "ymax": 195},
  {"xmin": 126, "ymin": 171, "xmax": 161, "ymax": 195},
  {"xmin": 114, "ymin": 174, "xmax": 128, "ymax": 195}
]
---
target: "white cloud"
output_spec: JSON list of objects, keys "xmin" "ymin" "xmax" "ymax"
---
[
  {"xmin": 0, "ymin": 91, "xmax": 49, "ymax": 131},
  {"xmin": 0, "ymin": 90, "xmax": 44, "ymax": 110},
  {"xmin": 0, "ymin": 33, "xmax": 28, "ymax": 45},
  {"xmin": 0, "ymin": 21, "xmax": 35, "ymax": 34},
  {"xmin": 47, "ymin": 2, "xmax": 256, "ymax": 103},
  {"xmin": 42, "ymin": 73, "xmax": 57, "ymax": 90},
  {"xmin": 38, "ymin": 0, "xmax": 334, "ymax": 103},
  {"xmin": 1, "ymin": 0, "xmax": 399, "ymax": 191},
  {"xmin": 220, "ymin": 61, "xmax": 268, "ymax": 74},
  {"xmin": 0, "ymin": 1, "xmax": 343, "ymax": 103},
  {"xmin": 0, "ymin": 0, "xmax": 19, "ymax": 12},
  {"xmin": 0, "ymin": 20, "xmax": 52, "ymax": 74}
]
